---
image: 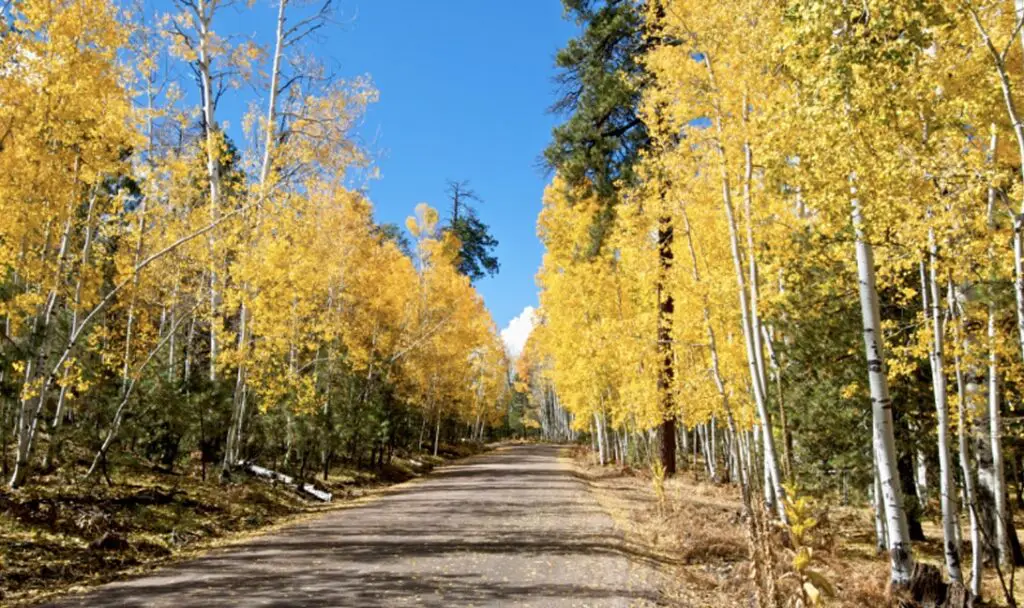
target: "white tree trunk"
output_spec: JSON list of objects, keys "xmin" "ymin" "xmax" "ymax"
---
[
  {"xmin": 9, "ymin": 212, "xmax": 75, "ymax": 488},
  {"xmin": 852, "ymin": 185, "xmax": 913, "ymax": 585},
  {"xmin": 223, "ymin": 301, "xmax": 248, "ymax": 471},
  {"xmin": 243, "ymin": 462, "xmax": 332, "ymax": 502},
  {"xmin": 703, "ymin": 53, "xmax": 787, "ymax": 521},
  {"xmin": 966, "ymin": 6, "xmax": 1024, "ymax": 391},
  {"xmin": 699, "ymin": 424, "xmax": 715, "ymax": 479},
  {"xmin": 926, "ymin": 229, "xmax": 963, "ymax": 582},
  {"xmin": 710, "ymin": 417, "xmax": 718, "ymax": 478},
  {"xmin": 44, "ymin": 193, "xmax": 100, "ymax": 470},
  {"xmin": 914, "ymin": 449, "xmax": 929, "ymax": 504},
  {"xmin": 258, "ymin": 0, "xmax": 287, "ymax": 197},
  {"xmin": 432, "ymin": 409, "xmax": 441, "ymax": 457},
  {"xmin": 593, "ymin": 412, "xmax": 606, "ymax": 466},
  {"xmin": 873, "ymin": 464, "xmax": 889, "ymax": 552},
  {"xmin": 742, "ymin": 131, "xmax": 770, "ymax": 416},
  {"xmin": 988, "ymin": 305, "xmax": 1010, "ymax": 567},
  {"xmin": 196, "ymin": 0, "xmax": 222, "ymax": 382},
  {"xmin": 951, "ymin": 301, "xmax": 983, "ymax": 596}
]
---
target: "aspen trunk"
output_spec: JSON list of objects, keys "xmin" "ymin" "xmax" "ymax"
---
[
  {"xmin": 741, "ymin": 108, "xmax": 784, "ymax": 507},
  {"xmin": 44, "ymin": 193, "xmax": 99, "ymax": 471},
  {"xmin": 873, "ymin": 465, "xmax": 889, "ymax": 552},
  {"xmin": 419, "ymin": 414, "xmax": 428, "ymax": 452},
  {"xmin": 258, "ymin": 0, "xmax": 287, "ymax": 197},
  {"xmin": 951, "ymin": 296, "xmax": 983, "ymax": 595},
  {"xmin": 740, "ymin": 431, "xmax": 753, "ymax": 486},
  {"xmin": 987, "ymin": 306, "xmax": 1010, "ymax": 567},
  {"xmin": 914, "ymin": 449, "xmax": 929, "ymax": 505},
  {"xmin": 851, "ymin": 186, "xmax": 913, "ymax": 585},
  {"xmin": 704, "ymin": 54, "xmax": 786, "ymax": 520},
  {"xmin": 967, "ymin": 8, "xmax": 1024, "ymax": 392},
  {"xmin": 602, "ymin": 412, "xmax": 611, "ymax": 466},
  {"xmin": 9, "ymin": 211, "xmax": 75, "ymax": 488},
  {"xmin": 222, "ymin": 302, "xmax": 248, "ymax": 473},
  {"xmin": 763, "ymin": 327, "xmax": 794, "ymax": 483},
  {"xmin": 700, "ymin": 424, "xmax": 716, "ymax": 480},
  {"xmin": 432, "ymin": 409, "xmax": 441, "ymax": 457},
  {"xmin": 725, "ymin": 428, "xmax": 734, "ymax": 482},
  {"xmin": 926, "ymin": 230, "xmax": 963, "ymax": 582},
  {"xmin": 710, "ymin": 417, "xmax": 718, "ymax": 479},
  {"xmin": 594, "ymin": 412, "xmax": 606, "ymax": 466},
  {"xmin": 983, "ymin": 122, "xmax": 1013, "ymax": 570},
  {"xmin": 742, "ymin": 134, "xmax": 769, "ymax": 415},
  {"xmin": 197, "ymin": 0, "xmax": 222, "ymax": 382}
]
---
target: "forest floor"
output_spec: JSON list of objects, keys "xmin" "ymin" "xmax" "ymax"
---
[
  {"xmin": 0, "ymin": 442, "xmax": 487, "ymax": 606},
  {"xmin": 575, "ymin": 450, "xmax": 1024, "ymax": 607}
]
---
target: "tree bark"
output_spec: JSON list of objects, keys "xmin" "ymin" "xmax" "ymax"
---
[
  {"xmin": 594, "ymin": 412, "xmax": 606, "ymax": 466},
  {"xmin": 657, "ymin": 214, "xmax": 676, "ymax": 475},
  {"xmin": 851, "ymin": 184, "xmax": 914, "ymax": 585},
  {"xmin": 926, "ymin": 230, "xmax": 963, "ymax": 582},
  {"xmin": 874, "ymin": 463, "xmax": 889, "ymax": 553},
  {"xmin": 987, "ymin": 306, "xmax": 1011, "ymax": 567},
  {"xmin": 195, "ymin": 0, "xmax": 223, "ymax": 382},
  {"xmin": 951, "ymin": 288, "xmax": 983, "ymax": 595}
]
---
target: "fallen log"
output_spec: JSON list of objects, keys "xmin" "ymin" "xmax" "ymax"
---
[{"xmin": 239, "ymin": 462, "xmax": 333, "ymax": 502}]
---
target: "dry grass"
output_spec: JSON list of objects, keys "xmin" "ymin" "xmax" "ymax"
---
[
  {"xmin": 573, "ymin": 456, "xmax": 751, "ymax": 606},
  {"xmin": 573, "ymin": 452, "xmax": 897, "ymax": 607},
  {"xmin": 576, "ymin": 449, "xmax": 1024, "ymax": 607},
  {"xmin": 829, "ymin": 502, "xmax": 1024, "ymax": 606}
]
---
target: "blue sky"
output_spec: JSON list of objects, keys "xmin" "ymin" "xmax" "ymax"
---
[{"xmin": 199, "ymin": 0, "xmax": 578, "ymax": 348}]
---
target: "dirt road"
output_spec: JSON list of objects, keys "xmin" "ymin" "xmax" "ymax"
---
[{"xmin": 49, "ymin": 444, "xmax": 661, "ymax": 607}]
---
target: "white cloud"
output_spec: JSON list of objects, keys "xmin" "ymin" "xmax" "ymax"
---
[{"xmin": 500, "ymin": 306, "xmax": 536, "ymax": 359}]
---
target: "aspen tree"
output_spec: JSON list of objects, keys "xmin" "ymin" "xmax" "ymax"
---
[{"xmin": 1, "ymin": 0, "xmax": 136, "ymax": 487}]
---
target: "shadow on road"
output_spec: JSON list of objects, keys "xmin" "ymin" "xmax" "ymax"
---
[{"xmin": 52, "ymin": 444, "xmax": 663, "ymax": 607}]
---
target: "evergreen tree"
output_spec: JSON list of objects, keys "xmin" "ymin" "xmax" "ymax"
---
[
  {"xmin": 545, "ymin": 1, "xmax": 682, "ymax": 474},
  {"xmin": 443, "ymin": 180, "xmax": 499, "ymax": 283},
  {"xmin": 544, "ymin": 0, "xmax": 650, "ymax": 208}
]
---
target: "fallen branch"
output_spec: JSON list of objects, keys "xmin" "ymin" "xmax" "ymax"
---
[{"xmin": 239, "ymin": 461, "xmax": 332, "ymax": 502}]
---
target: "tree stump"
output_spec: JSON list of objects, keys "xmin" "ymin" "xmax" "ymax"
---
[
  {"xmin": 943, "ymin": 581, "xmax": 973, "ymax": 608},
  {"xmin": 904, "ymin": 563, "xmax": 975, "ymax": 608},
  {"xmin": 908, "ymin": 563, "xmax": 946, "ymax": 607}
]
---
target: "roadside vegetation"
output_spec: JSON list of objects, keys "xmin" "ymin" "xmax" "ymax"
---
[
  {"xmin": 0, "ymin": 0, "xmax": 514, "ymax": 601},
  {"xmin": 573, "ymin": 446, "xmax": 1024, "ymax": 607},
  {"xmin": 522, "ymin": 1, "xmax": 1024, "ymax": 606}
]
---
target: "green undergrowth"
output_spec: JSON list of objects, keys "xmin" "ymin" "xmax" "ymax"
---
[{"xmin": 0, "ymin": 442, "xmax": 488, "ymax": 605}]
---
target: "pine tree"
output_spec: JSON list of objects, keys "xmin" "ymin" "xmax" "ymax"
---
[{"xmin": 442, "ymin": 180, "xmax": 499, "ymax": 283}]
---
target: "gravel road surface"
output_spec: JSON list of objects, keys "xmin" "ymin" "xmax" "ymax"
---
[{"xmin": 50, "ymin": 444, "xmax": 661, "ymax": 607}]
